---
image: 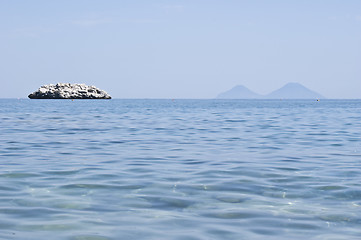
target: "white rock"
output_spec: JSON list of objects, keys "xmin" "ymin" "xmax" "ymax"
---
[{"xmin": 28, "ymin": 83, "xmax": 111, "ymax": 99}]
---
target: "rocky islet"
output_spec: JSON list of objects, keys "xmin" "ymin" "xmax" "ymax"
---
[{"xmin": 28, "ymin": 83, "xmax": 111, "ymax": 99}]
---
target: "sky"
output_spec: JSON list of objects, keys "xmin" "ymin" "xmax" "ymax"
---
[{"xmin": 0, "ymin": 0, "xmax": 360, "ymax": 99}]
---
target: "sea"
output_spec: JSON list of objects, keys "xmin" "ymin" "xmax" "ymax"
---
[{"xmin": 0, "ymin": 99, "xmax": 360, "ymax": 240}]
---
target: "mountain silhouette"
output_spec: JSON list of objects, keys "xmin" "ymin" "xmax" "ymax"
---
[
  {"xmin": 265, "ymin": 82, "xmax": 324, "ymax": 99},
  {"xmin": 217, "ymin": 82, "xmax": 324, "ymax": 99},
  {"xmin": 217, "ymin": 85, "xmax": 261, "ymax": 99}
]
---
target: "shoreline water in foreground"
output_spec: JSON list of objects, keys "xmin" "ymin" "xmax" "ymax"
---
[{"xmin": 0, "ymin": 99, "xmax": 360, "ymax": 240}]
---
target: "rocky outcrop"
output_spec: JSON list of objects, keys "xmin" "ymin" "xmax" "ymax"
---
[{"xmin": 28, "ymin": 83, "xmax": 111, "ymax": 99}]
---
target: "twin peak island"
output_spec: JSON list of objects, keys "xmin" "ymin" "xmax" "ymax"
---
[{"xmin": 217, "ymin": 82, "xmax": 324, "ymax": 99}]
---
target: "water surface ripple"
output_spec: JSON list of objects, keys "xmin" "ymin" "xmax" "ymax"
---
[{"xmin": 0, "ymin": 99, "xmax": 361, "ymax": 239}]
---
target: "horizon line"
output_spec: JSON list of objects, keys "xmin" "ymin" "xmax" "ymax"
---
[{"xmin": 1, "ymin": 98, "xmax": 361, "ymax": 100}]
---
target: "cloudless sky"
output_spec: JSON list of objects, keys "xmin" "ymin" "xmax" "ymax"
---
[{"xmin": 1, "ymin": 0, "xmax": 360, "ymax": 98}]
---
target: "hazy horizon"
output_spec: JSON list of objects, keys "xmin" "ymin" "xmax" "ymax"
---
[{"xmin": 1, "ymin": 0, "xmax": 360, "ymax": 99}]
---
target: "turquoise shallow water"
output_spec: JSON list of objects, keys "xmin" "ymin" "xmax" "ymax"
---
[{"xmin": 0, "ymin": 99, "xmax": 361, "ymax": 240}]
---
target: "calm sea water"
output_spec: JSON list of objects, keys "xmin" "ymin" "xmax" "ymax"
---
[{"xmin": 0, "ymin": 99, "xmax": 360, "ymax": 240}]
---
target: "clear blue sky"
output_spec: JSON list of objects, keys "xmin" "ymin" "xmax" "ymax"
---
[{"xmin": 1, "ymin": 0, "xmax": 360, "ymax": 98}]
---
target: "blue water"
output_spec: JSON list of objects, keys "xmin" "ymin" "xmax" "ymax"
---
[{"xmin": 1, "ymin": 99, "xmax": 361, "ymax": 240}]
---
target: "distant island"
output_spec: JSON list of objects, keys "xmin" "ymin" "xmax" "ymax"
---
[
  {"xmin": 217, "ymin": 82, "xmax": 324, "ymax": 99},
  {"xmin": 28, "ymin": 83, "xmax": 111, "ymax": 99}
]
